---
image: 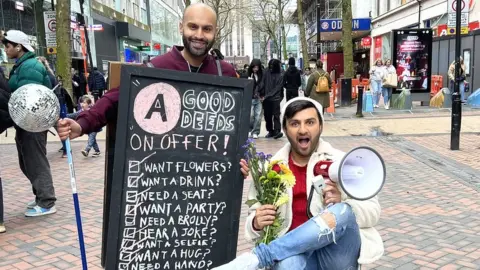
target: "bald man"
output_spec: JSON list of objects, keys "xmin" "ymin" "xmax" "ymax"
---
[{"xmin": 56, "ymin": 2, "xmax": 237, "ymax": 141}]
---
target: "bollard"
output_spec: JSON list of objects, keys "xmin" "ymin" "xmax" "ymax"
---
[{"xmin": 356, "ymin": 86, "xmax": 364, "ymax": 117}]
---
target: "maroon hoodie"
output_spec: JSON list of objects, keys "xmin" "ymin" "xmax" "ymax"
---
[{"xmin": 76, "ymin": 46, "xmax": 237, "ymax": 134}]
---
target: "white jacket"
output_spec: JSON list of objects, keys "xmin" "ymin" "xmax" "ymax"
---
[{"xmin": 244, "ymin": 140, "xmax": 384, "ymax": 265}]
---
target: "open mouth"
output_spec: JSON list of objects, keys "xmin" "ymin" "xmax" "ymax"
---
[{"xmin": 298, "ymin": 137, "xmax": 310, "ymax": 149}]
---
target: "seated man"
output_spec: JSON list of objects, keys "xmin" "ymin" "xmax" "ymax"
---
[{"xmin": 214, "ymin": 97, "xmax": 384, "ymax": 270}]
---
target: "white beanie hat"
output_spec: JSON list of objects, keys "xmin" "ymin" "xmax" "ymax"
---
[{"xmin": 280, "ymin": 97, "xmax": 324, "ymax": 129}]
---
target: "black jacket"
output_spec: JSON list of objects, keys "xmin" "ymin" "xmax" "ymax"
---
[
  {"xmin": 0, "ymin": 75, "xmax": 13, "ymax": 134},
  {"xmin": 247, "ymin": 59, "xmax": 264, "ymax": 99},
  {"xmin": 262, "ymin": 59, "xmax": 284, "ymax": 102},
  {"xmin": 88, "ymin": 70, "xmax": 106, "ymax": 93},
  {"xmin": 283, "ymin": 65, "xmax": 302, "ymax": 90}
]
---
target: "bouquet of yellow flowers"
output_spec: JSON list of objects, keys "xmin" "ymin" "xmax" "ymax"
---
[{"xmin": 243, "ymin": 139, "xmax": 295, "ymax": 245}]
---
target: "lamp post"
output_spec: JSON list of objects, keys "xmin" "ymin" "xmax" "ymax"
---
[
  {"xmin": 450, "ymin": 0, "xmax": 462, "ymax": 150},
  {"xmin": 417, "ymin": 0, "xmax": 422, "ymax": 28}
]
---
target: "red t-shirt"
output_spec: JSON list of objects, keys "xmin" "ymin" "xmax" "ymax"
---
[{"xmin": 288, "ymin": 155, "xmax": 309, "ymax": 231}]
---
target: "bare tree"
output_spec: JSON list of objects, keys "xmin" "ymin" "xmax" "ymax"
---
[
  {"xmin": 245, "ymin": 0, "xmax": 289, "ymax": 61},
  {"xmin": 342, "ymin": 0, "xmax": 354, "ymax": 79},
  {"xmin": 203, "ymin": 0, "xmax": 240, "ymax": 49},
  {"xmin": 296, "ymin": 0, "xmax": 309, "ymax": 65},
  {"xmin": 56, "ymin": 0, "xmax": 72, "ymax": 95}
]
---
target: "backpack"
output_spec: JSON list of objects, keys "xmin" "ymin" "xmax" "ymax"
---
[{"xmin": 315, "ymin": 71, "xmax": 330, "ymax": 93}]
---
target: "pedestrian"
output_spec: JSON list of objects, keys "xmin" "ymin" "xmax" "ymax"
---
[
  {"xmin": 369, "ymin": 59, "xmax": 384, "ymax": 108},
  {"xmin": 0, "ymin": 72, "xmax": 12, "ymax": 233},
  {"xmin": 381, "ymin": 59, "xmax": 396, "ymax": 110},
  {"xmin": 55, "ymin": 75, "xmax": 74, "ymax": 157},
  {"xmin": 77, "ymin": 96, "xmax": 101, "ymax": 157},
  {"xmin": 37, "ymin": 56, "xmax": 57, "ymax": 87},
  {"xmin": 261, "ymin": 59, "xmax": 284, "ymax": 139},
  {"xmin": 214, "ymin": 98, "xmax": 383, "ymax": 270},
  {"xmin": 87, "ymin": 67, "xmax": 106, "ymax": 102},
  {"xmin": 247, "ymin": 59, "xmax": 264, "ymax": 139},
  {"xmin": 305, "ymin": 60, "xmax": 332, "ymax": 114},
  {"xmin": 283, "ymin": 57, "xmax": 302, "ymax": 101},
  {"xmin": 2, "ymin": 29, "xmax": 57, "ymax": 217},
  {"xmin": 447, "ymin": 57, "xmax": 466, "ymax": 102}
]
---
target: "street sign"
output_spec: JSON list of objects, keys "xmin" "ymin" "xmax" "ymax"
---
[
  {"xmin": 447, "ymin": 27, "xmax": 469, "ymax": 35},
  {"xmin": 448, "ymin": 0, "xmax": 467, "ymax": 13},
  {"xmin": 447, "ymin": 0, "xmax": 470, "ymax": 34},
  {"xmin": 447, "ymin": 12, "xmax": 469, "ymax": 27},
  {"xmin": 43, "ymin": 11, "xmax": 57, "ymax": 47},
  {"xmin": 47, "ymin": 47, "xmax": 57, "ymax": 55}
]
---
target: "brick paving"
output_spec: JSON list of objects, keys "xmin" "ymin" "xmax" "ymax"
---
[{"xmin": 0, "ymin": 135, "xmax": 479, "ymax": 269}]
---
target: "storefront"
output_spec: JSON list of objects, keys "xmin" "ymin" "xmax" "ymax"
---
[
  {"xmin": 353, "ymin": 37, "xmax": 371, "ymax": 79},
  {"xmin": 93, "ymin": 14, "xmax": 119, "ymax": 73},
  {"xmin": 150, "ymin": 0, "xmax": 182, "ymax": 55}
]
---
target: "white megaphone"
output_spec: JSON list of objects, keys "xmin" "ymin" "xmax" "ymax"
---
[{"xmin": 311, "ymin": 146, "xmax": 386, "ymax": 202}]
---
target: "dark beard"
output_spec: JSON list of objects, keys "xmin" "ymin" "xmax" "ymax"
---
[{"xmin": 182, "ymin": 35, "xmax": 215, "ymax": 57}]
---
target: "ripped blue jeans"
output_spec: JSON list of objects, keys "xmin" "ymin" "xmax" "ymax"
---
[{"xmin": 254, "ymin": 203, "xmax": 361, "ymax": 270}]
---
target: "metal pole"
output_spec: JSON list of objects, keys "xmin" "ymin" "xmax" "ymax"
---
[
  {"xmin": 450, "ymin": 0, "xmax": 462, "ymax": 150},
  {"xmin": 51, "ymin": 0, "xmax": 55, "ymax": 11},
  {"xmin": 417, "ymin": 0, "xmax": 421, "ymax": 28}
]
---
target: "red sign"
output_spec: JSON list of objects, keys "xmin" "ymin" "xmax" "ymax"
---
[
  {"xmin": 153, "ymin": 43, "xmax": 161, "ymax": 50},
  {"xmin": 145, "ymin": 42, "xmax": 150, "ymax": 46},
  {"xmin": 433, "ymin": 21, "xmax": 479, "ymax": 36},
  {"xmin": 361, "ymin": 37, "xmax": 372, "ymax": 47},
  {"xmin": 373, "ymin": 36, "xmax": 382, "ymax": 61}
]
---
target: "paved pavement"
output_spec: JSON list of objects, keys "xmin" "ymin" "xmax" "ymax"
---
[{"xmin": 0, "ymin": 130, "xmax": 479, "ymax": 269}]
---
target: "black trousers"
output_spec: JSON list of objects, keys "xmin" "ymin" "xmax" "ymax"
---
[
  {"xmin": 263, "ymin": 100, "xmax": 281, "ymax": 134},
  {"xmin": 15, "ymin": 128, "xmax": 56, "ymax": 209},
  {"xmin": 286, "ymin": 88, "xmax": 299, "ymax": 101}
]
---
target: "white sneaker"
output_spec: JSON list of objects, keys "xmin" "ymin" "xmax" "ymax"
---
[
  {"xmin": 27, "ymin": 200, "xmax": 37, "ymax": 209},
  {"xmin": 248, "ymin": 132, "xmax": 252, "ymax": 138},
  {"xmin": 212, "ymin": 252, "xmax": 259, "ymax": 270},
  {"xmin": 0, "ymin": 223, "xmax": 5, "ymax": 233},
  {"xmin": 252, "ymin": 134, "xmax": 258, "ymax": 139}
]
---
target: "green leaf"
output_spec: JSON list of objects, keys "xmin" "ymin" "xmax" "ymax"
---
[{"xmin": 245, "ymin": 199, "xmax": 259, "ymax": 207}]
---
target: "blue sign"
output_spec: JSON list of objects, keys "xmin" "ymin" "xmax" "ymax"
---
[{"xmin": 319, "ymin": 18, "xmax": 371, "ymax": 32}]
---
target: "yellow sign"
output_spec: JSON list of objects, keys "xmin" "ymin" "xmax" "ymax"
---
[
  {"xmin": 447, "ymin": 27, "xmax": 469, "ymax": 35},
  {"xmin": 47, "ymin": 47, "xmax": 57, "ymax": 54}
]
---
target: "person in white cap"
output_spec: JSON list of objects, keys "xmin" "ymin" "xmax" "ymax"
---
[
  {"xmin": 214, "ymin": 97, "xmax": 383, "ymax": 270},
  {"xmin": 2, "ymin": 30, "xmax": 57, "ymax": 217}
]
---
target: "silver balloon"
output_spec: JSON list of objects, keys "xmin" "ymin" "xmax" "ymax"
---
[{"xmin": 8, "ymin": 83, "xmax": 60, "ymax": 132}]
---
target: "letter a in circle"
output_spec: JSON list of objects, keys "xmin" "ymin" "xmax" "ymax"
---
[{"xmin": 145, "ymin": 94, "xmax": 167, "ymax": 121}]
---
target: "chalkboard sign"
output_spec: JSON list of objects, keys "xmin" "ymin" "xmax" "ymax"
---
[{"xmin": 105, "ymin": 65, "xmax": 253, "ymax": 270}]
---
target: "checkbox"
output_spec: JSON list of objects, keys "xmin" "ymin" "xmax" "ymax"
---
[
  {"xmin": 119, "ymin": 263, "xmax": 128, "ymax": 269},
  {"xmin": 121, "ymin": 239, "xmax": 136, "ymax": 251},
  {"xmin": 125, "ymin": 204, "xmax": 137, "ymax": 216},
  {"xmin": 127, "ymin": 175, "xmax": 140, "ymax": 188},
  {"xmin": 126, "ymin": 191, "xmax": 137, "ymax": 203},
  {"xmin": 120, "ymin": 251, "xmax": 135, "ymax": 261},
  {"xmin": 123, "ymin": 228, "xmax": 136, "ymax": 239},
  {"xmin": 129, "ymin": 160, "xmax": 141, "ymax": 173},
  {"xmin": 125, "ymin": 216, "xmax": 135, "ymax": 226}
]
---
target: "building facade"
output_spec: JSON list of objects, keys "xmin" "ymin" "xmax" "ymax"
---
[
  {"xmin": 92, "ymin": 0, "xmax": 152, "ymax": 72},
  {"xmin": 0, "ymin": 0, "xmax": 98, "ymax": 73},
  {"xmin": 370, "ymin": 0, "xmax": 480, "ymax": 91},
  {"xmin": 220, "ymin": 0, "xmax": 253, "ymax": 68}
]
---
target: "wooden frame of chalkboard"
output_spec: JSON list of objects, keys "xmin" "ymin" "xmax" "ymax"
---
[{"xmin": 105, "ymin": 65, "xmax": 253, "ymax": 270}]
